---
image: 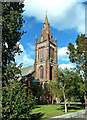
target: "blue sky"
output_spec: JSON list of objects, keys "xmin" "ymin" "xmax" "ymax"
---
[{"xmin": 15, "ymin": 0, "xmax": 86, "ymax": 69}]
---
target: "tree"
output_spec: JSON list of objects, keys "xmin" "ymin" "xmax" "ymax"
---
[
  {"xmin": 67, "ymin": 34, "xmax": 87, "ymax": 103},
  {"xmin": 2, "ymin": 2, "xmax": 25, "ymax": 84},
  {"xmin": 67, "ymin": 34, "xmax": 87, "ymax": 71},
  {"xmin": 2, "ymin": 64, "xmax": 36, "ymax": 120},
  {"xmin": 2, "ymin": 63, "xmax": 44, "ymax": 120},
  {"xmin": 46, "ymin": 81, "xmax": 60, "ymax": 105},
  {"xmin": 1, "ymin": 3, "xmax": 42, "ymax": 120},
  {"xmin": 31, "ymin": 83, "xmax": 42, "ymax": 104},
  {"xmin": 55, "ymin": 68, "xmax": 83, "ymax": 113}
]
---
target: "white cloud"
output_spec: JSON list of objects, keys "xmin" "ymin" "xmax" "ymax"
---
[
  {"xmin": 59, "ymin": 64, "xmax": 75, "ymax": 69},
  {"xmin": 58, "ymin": 47, "xmax": 69, "ymax": 61},
  {"xmin": 77, "ymin": 0, "xmax": 87, "ymax": 1},
  {"xmin": 23, "ymin": 0, "xmax": 85, "ymax": 33},
  {"xmin": 18, "ymin": 42, "xmax": 24, "ymax": 51},
  {"xmin": 15, "ymin": 43, "xmax": 34, "ymax": 67},
  {"xmin": 58, "ymin": 47, "xmax": 68, "ymax": 57},
  {"xmin": 58, "ymin": 46, "xmax": 76, "ymax": 69}
]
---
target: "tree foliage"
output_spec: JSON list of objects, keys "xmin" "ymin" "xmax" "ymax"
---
[
  {"xmin": 2, "ymin": 2, "xmax": 25, "ymax": 84},
  {"xmin": 67, "ymin": 34, "xmax": 87, "ymax": 72},
  {"xmin": 3, "ymin": 62, "xmax": 22, "ymax": 85},
  {"xmin": 2, "ymin": 75, "xmax": 36, "ymax": 120},
  {"xmin": 67, "ymin": 34, "xmax": 87, "ymax": 103},
  {"xmin": 1, "ymin": 2, "xmax": 39, "ymax": 120},
  {"xmin": 2, "ymin": 2, "xmax": 25, "ymax": 66},
  {"xmin": 31, "ymin": 83, "xmax": 42, "ymax": 104},
  {"xmin": 55, "ymin": 68, "xmax": 83, "ymax": 113},
  {"xmin": 46, "ymin": 81, "xmax": 60, "ymax": 104}
]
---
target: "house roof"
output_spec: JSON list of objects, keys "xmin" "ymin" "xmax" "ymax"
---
[{"xmin": 21, "ymin": 65, "xmax": 34, "ymax": 76}]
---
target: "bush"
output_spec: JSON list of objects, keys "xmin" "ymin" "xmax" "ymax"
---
[{"xmin": 2, "ymin": 79, "xmax": 36, "ymax": 120}]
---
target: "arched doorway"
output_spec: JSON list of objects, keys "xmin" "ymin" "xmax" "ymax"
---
[{"xmin": 39, "ymin": 66, "xmax": 44, "ymax": 80}]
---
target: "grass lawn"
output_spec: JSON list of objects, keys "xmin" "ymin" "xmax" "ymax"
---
[{"xmin": 31, "ymin": 104, "xmax": 84, "ymax": 119}]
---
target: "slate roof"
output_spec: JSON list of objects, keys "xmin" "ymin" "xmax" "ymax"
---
[{"xmin": 21, "ymin": 65, "xmax": 34, "ymax": 76}]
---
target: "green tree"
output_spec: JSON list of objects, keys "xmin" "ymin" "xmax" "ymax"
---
[
  {"xmin": 46, "ymin": 81, "xmax": 60, "ymax": 105},
  {"xmin": 67, "ymin": 34, "xmax": 87, "ymax": 103},
  {"xmin": 1, "ymin": 3, "xmax": 41, "ymax": 120},
  {"xmin": 67, "ymin": 34, "xmax": 87, "ymax": 72},
  {"xmin": 31, "ymin": 83, "xmax": 42, "ymax": 104},
  {"xmin": 2, "ymin": 64, "xmax": 36, "ymax": 120},
  {"xmin": 2, "ymin": 2, "xmax": 25, "ymax": 84},
  {"xmin": 55, "ymin": 68, "xmax": 83, "ymax": 113}
]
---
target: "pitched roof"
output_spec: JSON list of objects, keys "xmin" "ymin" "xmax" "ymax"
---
[{"xmin": 21, "ymin": 66, "xmax": 34, "ymax": 76}]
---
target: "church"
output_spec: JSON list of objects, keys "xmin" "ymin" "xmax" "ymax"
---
[{"xmin": 21, "ymin": 15, "xmax": 58, "ymax": 84}]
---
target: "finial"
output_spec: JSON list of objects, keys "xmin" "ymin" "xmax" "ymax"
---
[
  {"xmin": 44, "ymin": 11, "xmax": 48, "ymax": 24},
  {"xmin": 35, "ymin": 35, "xmax": 37, "ymax": 42},
  {"xmin": 55, "ymin": 37, "xmax": 57, "ymax": 41},
  {"xmin": 55, "ymin": 37, "xmax": 57, "ymax": 44}
]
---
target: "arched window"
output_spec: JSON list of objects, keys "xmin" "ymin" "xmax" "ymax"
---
[
  {"xmin": 38, "ymin": 47, "xmax": 45, "ymax": 59},
  {"xmin": 50, "ymin": 47, "xmax": 54, "ymax": 59},
  {"xmin": 39, "ymin": 66, "xmax": 44, "ymax": 79},
  {"xmin": 50, "ymin": 66, "xmax": 54, "ymax": 80}
]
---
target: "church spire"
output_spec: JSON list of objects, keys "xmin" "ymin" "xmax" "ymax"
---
[
  {"xmin": 55, "ymin": 37, "xmax": 57, "ymax": 45},
  {"xmin": 35, "ymin": 34, "xmax": 37, "ymax": 43},
  {"xmin": 44, "ymin": 15, "xmax": 49, "ymax": 24},
  {"xmin": 38, "ymin": 15, "xmax": 53, "ymax": 43}
]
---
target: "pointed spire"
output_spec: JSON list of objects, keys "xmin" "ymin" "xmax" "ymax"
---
[
  {"xmin": 35, "ymin": 35, "xmax": 37, "ymax": 43},
  {"xmin": 55, "ymin": 37, "xmax": 57, "ymax": 45},
  {"xmin": 44, "ymin": 15, "xmax": 49, "ymax": 24},
  {"xmin": 38, "ymin": 15, "xmax": 52, "ymax": 43}
]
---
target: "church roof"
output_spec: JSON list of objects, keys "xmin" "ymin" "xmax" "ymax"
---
[
  {"xmin": 21, "ymin": 66, "xmax": 34, "ymax": 76},
  {"xmin": 38, "ymin": 15, "xmax": 53, "ymax": 43}
]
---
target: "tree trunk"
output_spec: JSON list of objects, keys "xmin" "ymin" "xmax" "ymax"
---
[
  {"xmin": 64, "ymin": 97, "xmax": 67, "ymax": 113},
  {"xmin": 52, "ymin": 96, "xmax": 54, "ymax": 105},
  {"xmin": 56, "ymin": 97, "xmax": 60, "ymax": 103},
  {"xmin": 68, "ymin": 102, "xmax": 70, "ymax": 107},
  {"xmin": 84, "ymin": 94, "xmax": 87, "ymax": 109},
  {"xmin": 63, "ymin": 86, "xmax": 67, "ymax": 113}
]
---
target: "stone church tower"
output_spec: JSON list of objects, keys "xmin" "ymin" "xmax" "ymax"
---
[{"xmin": 34, "ymin": 15, "xmax": 58, "ymax": 83}]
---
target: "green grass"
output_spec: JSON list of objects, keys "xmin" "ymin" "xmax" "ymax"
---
[{"xmin": 31, "ymin": 104, "xmax": 84, "ymax": 119}]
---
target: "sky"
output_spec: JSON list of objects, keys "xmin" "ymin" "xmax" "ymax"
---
[{"xmin": 15, "ymin": 0, "xmax": 86, "ymax": 69}]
